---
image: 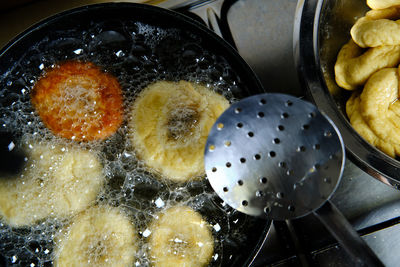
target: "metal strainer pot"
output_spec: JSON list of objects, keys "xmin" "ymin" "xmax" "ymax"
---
[
  {"xmin": 294, "ymin": 0, "xmax": 400, "ymax": 188},
  {"xmin": 205, "ymin": 93, "xmax": 383, "ymax": 266}
]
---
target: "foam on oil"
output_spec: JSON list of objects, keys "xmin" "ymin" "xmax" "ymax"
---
[{"xmin": 0, "ymin": 20, "xmax": 262, "ymax": 267}]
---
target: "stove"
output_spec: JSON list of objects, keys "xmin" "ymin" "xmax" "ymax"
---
[{"xmin": 1, "ymin": 0, "xmax": 400, "ymax": 266}]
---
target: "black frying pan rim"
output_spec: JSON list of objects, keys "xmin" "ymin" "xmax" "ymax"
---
[{"xmin": 0, "ymin": 2, "xmax": 261, "ymax": 94}]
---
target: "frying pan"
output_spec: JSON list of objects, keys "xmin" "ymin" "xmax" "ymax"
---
[{"xmin": 0, "ymin": 2, "xmax": 270, "ymax": 266}]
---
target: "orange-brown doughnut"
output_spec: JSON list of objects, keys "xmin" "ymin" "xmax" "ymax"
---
[{"xmin": 31, "ymin": 61, "xmax": 123, "ymax": 141}]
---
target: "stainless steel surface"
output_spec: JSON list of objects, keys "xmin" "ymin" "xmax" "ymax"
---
[{"xmin": 205, "ymin": 93, "xmax": 344, "ymax": 220}]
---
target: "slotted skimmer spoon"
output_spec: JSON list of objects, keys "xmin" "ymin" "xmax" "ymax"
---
[{"xmin": 205, "ymin": 93, "xmax": 383, "ymax": 266}]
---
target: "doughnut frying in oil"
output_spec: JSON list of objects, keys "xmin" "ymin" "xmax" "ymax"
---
[{"xmin": 31, "ymin": 61, "xmax": 124, "ymax": 141}]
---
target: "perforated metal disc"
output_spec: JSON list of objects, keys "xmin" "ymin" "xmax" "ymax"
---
[{"xmin": 205, "ymin": 93, "xmax": 345, "ymax": 220}]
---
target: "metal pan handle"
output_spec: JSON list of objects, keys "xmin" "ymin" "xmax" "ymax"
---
[
  {"xmin": 314, "ymin": 201, "xmax": 384, "ymax": 267},
  {"xmin": 174, "ymin": 0, "xmax": 238, "ymax": 49}
]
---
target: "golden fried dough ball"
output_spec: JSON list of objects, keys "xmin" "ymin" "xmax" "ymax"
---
[
  {"xmin": 0, "ymin": 142, "xmax": 104, "ymax": 227},
  {"xmin": 351, "ymin": 6, "xmax": 400, "ymax": 48},
  {"xmin": 346, "ymin": 91, "xmax": 400, "ymax": 157},
  {"xmin": 148, "ymin": 206, "xmax": 214, "ymax": 267},
  {"xmin": 367, "ymin": 0, "xmax": 400, "ymax": 10},
  {"xmin": 129, "ymin": 80, "xmax": 229, "ymax": 182},
  {"xmin": 359, "ymin": 68, "xmax": 400, "ymax": 144},
  {"xmin": 54, "ymin": 206, "xmax": 137, "ymax": 267},
  {"xmin": 351, "ymin": 17, "xmax": 400, "ymax": 47},
  {"xmin": 31, "ymin": 61, "xmax": 124, "ymax": 141},
  {"xmin": 334, "ymin": 39, "xmax": 400, "ymax": 90}
]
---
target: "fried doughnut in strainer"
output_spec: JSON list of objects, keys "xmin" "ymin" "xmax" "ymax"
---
[
  {"xmin": 334, "ymin": 39, "xmax": 400, "ymax": 90},
  {"xmin": 31, "ymin": 61, "xmax": 124, "ymax": 141},
  {"xmin": 351, "ymin": 6, "xmax": 400, "ymax": 48},
  {"xmin": 359, "ymin": 68, "xmax": 400, "ymax": 145},
  {"xmin": 367, "ymin": 0, "xmax": 400, "ymax": 10},
  {"xmin": 346, "ymin": 91, "xmax": 400, "ymax": 157},
  {"xmin": 351, "ymin": 17, "xmax": 400, "ymax": 48},
  {"xmin": 365, "ymin": 6, "xmax": 400, "ymax": 19}
]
